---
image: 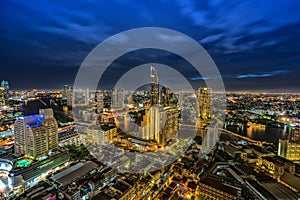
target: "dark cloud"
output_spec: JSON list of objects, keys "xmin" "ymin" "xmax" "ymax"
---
[{"xmin": 0, "ymin": 0, "xmax": 299, "ymax": 91}]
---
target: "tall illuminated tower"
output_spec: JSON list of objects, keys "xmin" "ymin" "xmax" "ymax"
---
[
  {"xmin": 150, "ymin": 65, "xmax": 159, "ymax": 105},
  {"xmin": 142, "ymin": 106, "xmax": 164, "ymax": 144},
  {"xmin": 63, "ymin": 85, "xmax": 73, "ymax": 107},
  {"xmin": 112, "ymin": 88, "xmax": 124, "ymax": 108},
  {"xmin": 95, "ymin": 90, "xmax": 104, "ymax": 114},
  {"xmin": 197, "ymin": 87, "xmax": 212, "ymax": 128},
  {"xmin": 141, "ymin": 106, "xmax": 178, "ymax": 146},
  {"xmin": 40, "ymin": 109, "xmax": 58, "ymax": 151},
  {"xmin": 0, "ymin": 87, "xmax": 6, "ymax": 106},
  {"xmin": 84, "ymin": 88, "xmax": 90, "ymax": 105},
  {"xmin": 14, "ymin": 108, "xmax": 58, "ymax": 158},
  {"xmin": 1, "ymin": 80, "xmax": 9, "ymax": 105}
]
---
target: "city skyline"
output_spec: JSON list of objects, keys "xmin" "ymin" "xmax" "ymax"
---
[
  {"xmin": 1, "ymin": 1, "xmax": 300, "ymax": 91},
  {"xmin": 1, "ymin": 1, "xmax": 300, "ymax": 199}
]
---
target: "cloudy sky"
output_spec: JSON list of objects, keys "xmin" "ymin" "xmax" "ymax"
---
[{"xmin": 1, "ymin": 0, "xmax": 300, "ymax": 91}]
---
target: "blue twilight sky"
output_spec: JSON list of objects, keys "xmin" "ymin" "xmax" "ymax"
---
[{"xmin": 0, "ymin": 0, "xmax": 300, "ymax": 91}]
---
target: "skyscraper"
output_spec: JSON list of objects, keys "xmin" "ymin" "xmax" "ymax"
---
[
  {"xmin": 290, "ymin": 127, "xmax": 300, "ymax": 142},
  {"xmin": 63, "ymin": 85, "xmax": 73, "ymax": 107},
  {"xmin": 141, "ymin": 106, "xmax": 163, "ymax": 143},
  {"xmin": 141, "ymin": 106, "xmax": 178, "ymax": 146},
  {"xmin": 150, "ymin": 65, "xmax": 159, "ymax": 105},
  {"xmin": 95, "ymin": 90, "xmax": 104, "ymax": 114},
  {"xmin": 160, "ymin": 86, "xmax": 177, "ymax": 106},
  {"xmin": 201, "ymin": 122, "xmax": 219, "ymax": 154},
  {"xmin": 84, "ymin": 88, "xmax": 90, "ymax": 105},
  {"xmin": 1, "ymin": 80, "xmax": 9, "ymax": 104},
  {"xmin": 14, "ymin": 108, "xmax": 58, "ymax": 158},
  {"xmin": 0, "ymin": 87, "xmax": 6, "ymax": 106},
  {"xmin": 40, "ymin": 109, "xmax": 58, "ymax": 151},
  {"xmin": 278, "ymin": 139, "xmax": 300, "ymax": 161},
  {"xmin": 112, "ymin": 88, "xmax": 124, "ymax": 108},
  {"xmin": 197, "ymin": 87, "xmax": 212, "ymax": 128}
]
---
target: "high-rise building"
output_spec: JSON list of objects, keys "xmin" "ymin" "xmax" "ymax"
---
[
  {"xmin": 63, "ymin": 85, "xmax": 73, "ymax": 107},
  {"xmin": 160, "ymin": 86, "xmax": 177, "ymax": 106},
  {"xmin": 290, "ymin": 127, "xmax": 300, "ymax": 142},
  {"xmin": 139, "ymin": 66, "xmax": 179, "ymax": 146},
  {"xmin": 14, "ymin": 108, "xmax": 58, "ymax": 158},
  {"xmin": 201, "ymin": 122, "xmax": 219, "ymax": 154},
  {"xmin": 84, "ymin": 88, "xmax": 90, "ymax": 105},
  {"xmin": 197, "ymin": 87, "xmax": 212, "ymax": 128},
  {"xmin": 161, "ymin": 107, "xmax": 179, "ymax": 144},
  {"xmin": 150, "ymin": 65, "xmax": 159, "ymax": 105},
  {"xmin": 40, "ymin": 109, "xmax": 58, "ymax": 150},
  {"xmin": 0, "ymin": 87, "xmax": 6, "ymax": 106},
  {"xmin": 278, "ymin": 139, "xmax": 300, "ymax": 161},
  {"xmin": 1, "ymin": 80, "xmax": 9, "ymax": 104},
  {"xmin": 141, "ymin": 106, "xmax": 178, "ymax": 146},
  {"xmin": 95, "ymin": 90, "xmax": 104, "ymax": 114},
  {"xmin": 141, "ymin": 106, "xmax": 163, "ymax": 143},
  {"xmin": 178, "ymin": 91, "xmax": 184, "ymax": 108},
  {"xmin": 112, "ymin": 88, "xmax": 124, "ymax": 108}
]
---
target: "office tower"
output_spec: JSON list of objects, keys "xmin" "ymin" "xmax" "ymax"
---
[
  {"xmin": 141, "ymin": 106, "xmax": 163, "ymax": 143},
  {"xmin": 161, "ymin": 107, "xmax": 179, "ymax": 144},
  {"xmin": 150, "ymin": 65, "xmax": 159, "ymax": 105},
  {"xmin": 160, "ymin": 86, "xmax": 178, "ymax": 106},
  {"xmin": 84, "ymin": 88, "xmax": 90, "ymax": 105},
  {"xmin": 95, "ymin": 91, "xmax": 104, "ymax": 114},
  {"xmin": 1, "ymin": 80, "xmax": 9, "ymax": 104},
  {"xmin": 141, "ymin": 110, "xmax": 152, "ymax": 141},
  {"xmin": 63, "ymin": 85, "xmax": 73, "ymax": 107},
  {"xmin": 290, "ymin": 127, "xmax": 300, "ymax": 142},
  {"xmin": 201, "ymin": 123, "xmax": 219, "ymax": 153},
  {"xmin": 278, "ymin": 139, "xmax": 288, "ymax": 158},
  {"xmin": 278, "ymin": 139, "xmax": 300, "ymax": 161},
  {"xmin": 160, "ymin": 86, "xmax": 170, "ymax": 106},
  {"xmin": 112, "ymin": 88, "xmax": 124, "ymax": 108},
  {"xmin": 0, "ymin": 87, "xmax": 6, "ymax": 106},
  {"xmin": 14, "ymin": 115, "xmax": 48, "ymax": 157},
  {"xmin": 40, "ymin": 109, "xmax": 58, "ymax": 150},
  {"xmin": 178, "ymin": 91, "xmax": 184, "ymax": 108},
  {"xmin": 14, "ymin": 109, "xmax": 58, "ymax": 158},
  {"xmin": 14, "ymin": 116, "xmax": 27, "ymax": 156},
  {"xmin": 141, "ymin": 106, "xmax": 178, "ymax": 145},
  {"xmin": 115, "ymin": 112, "xmax": 129, "ymax": 134},
  {"xmin": 197, "ymin": 87, "xmax": 212, "ymax": 128}
]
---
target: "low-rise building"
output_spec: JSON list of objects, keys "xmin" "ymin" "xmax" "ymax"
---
[
  {"xmin": 51, "ymin": 161, "xmax": 99, "ymax": 200},
  {"xmin": 198, "ymin": 175, "xmax": 240, "ymax": 200},
  {"xmin": 58, "ymin": 127, "xmax": 80, "ymax": 147},
  {"xmin": 257, "ymin": 156, "xmax": 284, "ymax": 178},
  {"xmin": 11, "ymin": 152, "xmax": 70, "ymax": 197},
  {"xmin": 278, "ymin": 139, "xmax": 300, "ymax": 161}
]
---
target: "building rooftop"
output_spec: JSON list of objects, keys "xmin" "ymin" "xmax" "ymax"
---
[
  {"xmin": 113, "ymin": 180, "xmax": 130, "ymax": 193},
  {"xmin": 281, "ymin": 172, "xmax": 300, "ymax": 192},
  {"xmin": 92, "ymin": 192, "xmax": 112, "ymax": 200},
  {"xmin": 246, "ymin": 179, "xmax": 276, "ymax": 200},
  {"xmin": 274, "ymin": 155, "xmax": 295, "ymax": 165},
  {"xmin": 262, "ymin": 156, "xmax": 285, "ymax": 167},
  {"xmin": 260, "ymin": 181, "xmax": 298, "ymax": 200},
  {"xmin": 19, "ymin": 114, "xmax": 43, "ymax": 128},
  {"xmin": 16, "ymin": 181, "xmax": 56, "ymax": 200},
  {"xmin": 13, "ymin": 152, "xmax": 70, "ymax": 181},
  {"xmin": 187, "ymin": 181, "xmax": 197, "ymax": 190},
  {"xmin": 58, "ymin": 128, "xmax": 78, "ymax": 140},
  {"xmin": 52, "ymin": 161, "xmax": 98, "ymax": 187},
  {"xmin": 199, "ymin": 176, "xmax": 238, "ymax": 196}
]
